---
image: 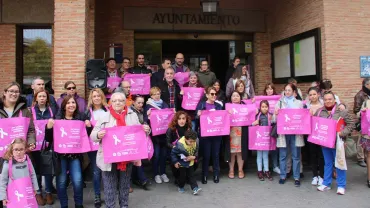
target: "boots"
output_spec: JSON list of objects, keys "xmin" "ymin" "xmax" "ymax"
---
[
  {"xmin": 45, "ymin": 193, "xmax": 54, "ymax": 205},
  {"xmin": 94, "ymin": 195, "xmax": 102, "ymax": 208},
  {"xmin": 36, "ymin": 194, "xmax": 46, "ymax": 206}
]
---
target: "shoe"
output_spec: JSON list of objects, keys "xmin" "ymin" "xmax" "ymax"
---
[
  {"xmin": 258, "ymin": 171, "xmax": 264, "ymax": 181},
  {"xmin": 358, "ymin": 161, "xmax": 367, "ymax": 167},
  {"xmin": 300, "ymin": 173, "xmax": 305, "ymax": 178},
  {"xmin": 178, "ymin": 187, "xmax": 185, "ymax": 193},
  {"xmin": 36, "ymin": 194, "xmax": 46, "ymax": 206},
  {"xmin": 294, "ymin": 180, "xmax": 301, "ymax": 187},
  {"xmin": 238, "ymin": 170, "xmax": 245, "ymax": 179},
  {"xmin": 213, "ymin": 175, "xmax": 219, "ymax": 183},
  {"xmin": 273, "ymin": 167, "xmax": 281, "ymax": 174},
  {"xmin": 228, "ymin": 170, "xmax": 235, "ymax": 179},
  {"xmin": 155, "ymin": 175, "xmax": 163, "ymax": 184},
  {"xmin": 279, "ymin": 178, "xmax": 286, "ymax": 184},
  {"xmin": 367, "ymin": 180, "xmax": 370, "ymax": 188},
  {"xmin": 193, "ymin": 187, "xmax": 202, "ymax": 195},
  {"xmin": 94, "ymin": 195, "xmax": 102, "ymax": 208},
  {"xmin": 161, "ymin": 174, "xmax": 170, "ymax": 183},
  {"xmin": 318, "ymin": 176, "xmax": 323, "ymax": 186},
  {"xmin": 129, "ymin": 187, "xmax": 134, "ymax": 193},
  {"xmin": 202, "ymin": 176, "xmax": 208, "ymax": 184},
  {"xmin": 264, "ymin": 171, "xmax": 273, "ymax": 181},
  {"xmin": 317, "ymin": 185, "xmax": 331, "ymax": 192},
  {"xmin": 51, "ymin": 187, "xmax": 57, "ymax": 194},
  {"xmin": 45, "ymin": 193, "xmax": 54, "ymax": 205},
  {"xmin": 75, "ymin": 205, "xmax": 84, "ymax": 208},
  {"xmin": 337, "ymin": 187, "xmax": 345, "ymax": 195},
  {"xmin": 141, "ymin": 180, "xmax": 150, "ymax": 190},
  {"xmin": 311, "ymin": 177, "xmax": 318, "ymax": 186},
  {"xmin": 83, "ymin": 181, "xmax": 87, "ymax": 188}
]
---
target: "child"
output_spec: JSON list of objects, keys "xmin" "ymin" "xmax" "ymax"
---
[
  {"xmin": 0, "ymin": 138, "xmax": 39, "ymax": 206},
  {"xmin": 171, "ymin": 130, "xmax": 202, "ymax": 195},
  {"xmin": 252, "ymin": 100, "xmax": 273, "ymax": 181}
]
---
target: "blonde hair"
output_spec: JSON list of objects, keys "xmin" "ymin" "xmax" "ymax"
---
[
  {"xmin": 87, "ymin": 88, "xmax": 108, "ymax": 109},
  {"xmin": 150, "ymin": 87, "xmax": 161, "ymax": 96},
  {"xmin": 3, "ymin": 138, "xmax": 28, "ymax": 161}
]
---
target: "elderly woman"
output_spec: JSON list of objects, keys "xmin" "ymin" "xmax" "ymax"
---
[
  {"xmin": 91, "ymin": 92, "xmax": 150, "ymax": 208},
  {"xmin": 56, "ymin": 81, "xmax": 86, "ymax": 113},
  {"xmin": 316, "ymin": 91, "xmax": 354, "ymax": 195}
]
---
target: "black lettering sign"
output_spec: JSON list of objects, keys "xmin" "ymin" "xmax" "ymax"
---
[{"xmin": 152, "ymin": 12, "xmax": 240, "ymax": 26}]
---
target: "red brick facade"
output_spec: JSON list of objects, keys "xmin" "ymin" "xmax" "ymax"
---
[{"xmin": 0, "ymin": 25, "xmax": 16, "ymax": 88}]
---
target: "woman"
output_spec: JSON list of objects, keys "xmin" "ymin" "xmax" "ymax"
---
[
  {"xmin": 130, "ymin": 95, "xmax": 150, "ymax": 190},
  {"xmin": 144, "ymin": 87, "xmax": 170, "ymax": 184},
  {"xmin": 57, "ymin": 81, "xmax": 86, "ymax": 113},
  {"xmin": 225, "ymin": 91, "xmax": 248, "ymax": 179},
  {"xmin": 316, "ymin": 91, "xmax": 354, "ymax": 195},
  {"xmin": 90, "ymin": 92, "xmax": 150, "ymax": 208},
  {"xmin": 196, "ymin": 87, "xmax": 223, "ymax": 184},
  {"xmin": 45, "ymin": 95, "xmax": 91, "ymax": 208},
  {"xmin": 212, "ymin": 80, "xmax": 226, "ymax": 105},
  {"xmin": 0, "ymin": 82, "xmax": 38, "ymax": 204},
  {"xmin": 84, "ymin": 88, "xmax": 108, "ymax": 207},
  {"xmin": 264, "ymin": 83, "xmax": 278, "ymax": 96},
  {"xmin": 225, "ymin": 65, "xmax": 255, "ymax": 99},
  {"xmin": 273, "ymin": 83, "xmax": 304, "ymax": 187},
  {"xmin": 31, "ymin": 89, "xmax": 57, "ymax": 205},
  {"xmin": 235, "ymin": 80, "xmax": 249, "ymax": 100}
]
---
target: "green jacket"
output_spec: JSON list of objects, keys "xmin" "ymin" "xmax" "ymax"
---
[{"xmin": 197, "ymin": 69, "xmax": 217, "ymax": 88}]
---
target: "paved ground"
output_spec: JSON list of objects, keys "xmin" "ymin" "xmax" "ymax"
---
[{"xmin": 42, "ymin": 159, "xmax": 370, "ymax": 208}]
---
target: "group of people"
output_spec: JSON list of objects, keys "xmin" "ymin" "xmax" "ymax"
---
[{"xmin": 0, "ymin": 53, "xmax": 366, "ymax": 208}]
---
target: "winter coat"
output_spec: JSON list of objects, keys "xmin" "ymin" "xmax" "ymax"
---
[
  {"xmin": 129, "ymin": 65, "xmax": 152, "ymax": 74},
  {"xmin": 157, "ymin": 79, "xmax": 182, "ymax": 111},
  {"xmin": 26, "ymin": 93, "xmax": 58, "ymax": 112},
  {"xmin": 31, "ymin": 104, "xmax": 57, "ymax": 120},
  {"xmin": 151, "ymin": 68, "xmax": 165, "ymax": 87},
  {"xmin": 354, "ymin": 89, "xmax": 369, "ymax": 114},
  {"xmin": 171, "ymin": 63, "xmax": 190, "ymax": 73},
  {"xmin": 197, "ymin": 69, "xmax": 217, "ymax": 88},
  {"xmin": 56, "ymin": 93, "xmax": 87, "ymax": 114},
  {"xmin": 171, "ymin": 137, "xmax": 199, "ymax": 168}
]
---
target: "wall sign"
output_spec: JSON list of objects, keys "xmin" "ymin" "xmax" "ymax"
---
[{"xmin": 360, "ymin": 56, "xmax": 370, "ymax": 78}]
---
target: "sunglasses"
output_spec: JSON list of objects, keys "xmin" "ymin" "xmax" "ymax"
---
[
  {"xmin": 209, "ymin": 93, "xmax": 217, "ymax": 96},
  {"xmin": 67, "ymin": 87, "xmax": 76, "ymax": 90}
]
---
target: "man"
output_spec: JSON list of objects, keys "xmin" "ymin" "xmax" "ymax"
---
[
  {"xmin": 129, "ymin": 53, "xmax": 152, "ymax": 75},
  {"xmin": 197, "ymin": 60, "xmax": 217, "ymax": 88},
  {"xmin": 171, "ymin": 53, "xmax": 190, "ymax": 73},
  {"xmin": 157, "ymin": 67, "xmax": 182, "ymax": 111},
  {"xmin": 151, "ymin": 58, "xmax": 171, "ymax": 87},
  {"xmin": 225, "ymin": 57, "xmax": 240, "ymax": 84},
  {"xmin": 114, "ymin": 80, "xmax": 133, "ymax": 107},
  {"xmin": 119, "ymin": 57, "xmax": 131, "ymax": 78},
  {"xmin": 26, "ymin": 77, "xmax": 58, "ymax": 110},
  {"xmin": 354, "ymin": 78, "xmax": 370, "ymax": 167},
  {"xmin": 104, "ymin": 58, "xmax": 122, "ymax": 97}
]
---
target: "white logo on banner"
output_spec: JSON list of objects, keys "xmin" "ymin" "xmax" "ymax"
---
[
  {"xmin": 256, "ymin": 131, "xmax": 262, "ymax": 138},
  {"xmin": 315, "ymin": 122, "xmax": 319, "ymax": 131},
  {"xmin": 187, "ymin": 92, "xmax": 192, "ymax": 99},
  {"xmin": 284, "ymin": 114, "xmax": 291, "ymax": 122},
  {"xmin": 113, "ymin": 135, "xmax": 121, "ymax": 145},
  {"xmin": 130, "ymin": 79, "xmax": 135, "ymax": 84},
  {"xmin": 14, "ymin": 190, "xmax": 24, "ymax": 201},
  {"xmin": 207, "ymin": 117, "xmax": 213, "ymax": 124},
  {"xmin": 232, "ymin": 108, "xmax": 238, "ymax": 114},
  {"xmin": 0, "ymin": 128, "xmax": 8, "ymax": 139},
  {"xmin": 35, "ymin": 126, "xmax": 43, "ymax": 136},
  {"xmin": 60, "ymin": 127, "xmax": 67, "ymax": 137}
]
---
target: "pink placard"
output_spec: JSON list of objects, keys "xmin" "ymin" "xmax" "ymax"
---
[
  {"xmin": 277, "ymin": 109, "xmax": 311, "ymax": 135},
  {"xmin": 106, "ymin": 77, "xmax": 122, "ymax": 98},
  {"xmin": 361, "ymin": 110, "xmax": 370, "ymax": 135},
  {"xmin": 89, "ymin": 108, "xmax": 100, "ymax": 151},
  {"xmin": 308, "ymin": 116, "xmax": 337, "ymax": 148},
  {"xmin": 33, "ymin": 120, "xmax": 48, "ymax": 151},
  {"xmin": 147, "ymin": 136, "xmax": 154, "ymax": 160},
  {"xmin": 200, "ymin": 110, "xmax": 230, "ymax": 137},
  {"xmin": 53, "ymin": 120, "xmax": 91, "ymax": 153},
  {"xmin": 181, "ymin": 87, "xmax": 204, "ymax": 110},
  {"xmin": 0, "ymin": 117, "xmax": 30, "ymax": 157},
  {"xmin": 248, "ymin": 126, "xmax": 276, "ymax": 150},
  {"xmin": 174, "ymin": 72, "xmax": 190, "ymax": 87},
  {"xmin": 149, "ymin": 109, "xmax": 175, "ymax": 136},
  {"xmin": 225, "ymin": 103, "xmax": 256, "ymax": 126},
  {"xmin": 124, "ymin": 74, "xmax": 151, "ymax": 95},
  {"xmin": 244, "ymin": 95, "xmax": 281, "ymax": 114},
  {"xmin": 102, "ymin": 125, "xmax": 148, "ymax": 163}
]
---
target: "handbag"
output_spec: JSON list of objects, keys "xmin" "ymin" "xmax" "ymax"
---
[
  {"xmin": 270, "ymin": 101, "xmax": 281, "ymax": 138},
  {"xmin": 40, "ymin": 139, "xmax": 61, "ymax": 176}
]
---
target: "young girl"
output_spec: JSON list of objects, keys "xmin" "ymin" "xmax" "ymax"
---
[
  {"xmin": 252, "ymin": 100, "xmax": 273, "ymax": 181},
  {"xmin": 0, "ymin": 138, "xmax": 39, "ymax": 206}
]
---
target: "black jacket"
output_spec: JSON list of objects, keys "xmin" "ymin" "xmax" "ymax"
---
[
  {"xmin": 157, "ymin": 79, "xmax": 182, "ymax": 111},
  {"xmin": 129, "ymin": 65, "xmax": 152, "ymax": 74},
  {"xmin": 225, "ymin": 65, "xmax": 236, "ymax": 87},
  {"xmin": 151, "ymin": 68, "xmax": 165, "ymax": 88}
]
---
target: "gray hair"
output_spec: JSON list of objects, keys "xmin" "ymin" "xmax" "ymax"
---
[
  {"xmin": 32, "ymin": 76, "xmax": 43, "ymax": 85},
  {"xmin": 189, "ymin": 71, "xmax": 197, "ymax": 78},
  {"xmin": 111, "ymin": 92, "xmax": 126, "ymax": 101},
  {"xmin": 363, "ymin": 78, "xmax": 370, "ymax": 86}
]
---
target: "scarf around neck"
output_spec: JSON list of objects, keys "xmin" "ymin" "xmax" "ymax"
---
[
  {"xmin": 363, "ymin": 86, "xmax": 370, "ymax": 97},
  {"xmin": 14, "ymin": 155, "xmax": 26, "ymax": 163},
  {"xmin": 109, "ymin": 106, "xmax": 128, "ymax": 171},
  {"xmin": 146, "ymin": 98, "xmax": 163, "ymax": 109}
]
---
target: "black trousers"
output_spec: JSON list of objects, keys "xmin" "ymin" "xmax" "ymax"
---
[
  {"xmin": 178, "ymin": 166, "xmax": 197, "ymax": 190},
  {"xmin": 309, "ymin": 142, "xmax": 324, "ymax": 178}
]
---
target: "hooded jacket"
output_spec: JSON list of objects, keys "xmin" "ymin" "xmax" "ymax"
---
[
  {"xmin": 171, "ymin": 63, "xmax": 190, "ymax": 73},
  {"xmin": 56, "ymin": 93, "xmax": 86, "ymax": 114},
  {"xmin": 171, "ymin": 136, "xmax": 199, "ymax": 168},
  {"xmin": 197, "ymin": 69, "xmax": 217, "ymax": 88}
]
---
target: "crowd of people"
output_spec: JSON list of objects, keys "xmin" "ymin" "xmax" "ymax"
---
[{"xmin": 0, "ymin": 53, "xmax": 368, "ymax": 208}]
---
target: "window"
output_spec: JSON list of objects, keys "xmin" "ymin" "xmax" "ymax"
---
[
  {"xmin": 271, "ymin": 28, "xmax": 322, "ymax": 84},
  {"xmin": 134, "ymin": 40, "xmax": 162, "ymax": 72},
  {"xmin": 17, "ymin": 27, "xmax": 52, "ymax": 94}
]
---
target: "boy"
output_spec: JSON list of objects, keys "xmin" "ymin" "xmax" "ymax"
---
[{"xmin": 171, "ymin": 130, "xmax": 202, "ymax": 195}]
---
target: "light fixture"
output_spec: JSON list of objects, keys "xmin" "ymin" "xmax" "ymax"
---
[{"xmin": 200, "ymin": 0, "xmax": 219, "ymax": 13}]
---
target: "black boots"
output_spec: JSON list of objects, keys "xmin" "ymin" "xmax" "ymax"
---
[
  {"xmin": 213, "ymin": 175, "xmax": 219, "ymax": 183},
  {"xmin": 202, "ymin": 176, "xmax": 207, "ymax": 184}
]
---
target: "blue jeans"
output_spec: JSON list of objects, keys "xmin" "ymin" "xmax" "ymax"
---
[
  {"xmin": 153, "ymin": 144, "xmax": 167, "ymax": 176},
  {"xmin": 87, "ymin": 151, "xmax": 102, "ymax": 196},
  {"xmin": 279, "ymin": 135, "xmax": 301, "ymax": 180},
  {"xmin": 271, "ymin": 149, "xmax": 279, "ymax": 168},
  {"xmin": 201, "ymin": 136, "xmax": 222, "ymax": 177},
  {"xmin": 44, "ymin": 174, "xmax": 54, "ymax": 193},
  {"xmin": 57, "ymin": 157, "xmax": 83, "ymax": 207},
  {"xmin": 322, "ymin": 147, "xmax": 346, "ymax": 188},
  {"xmin": 132, "ymin": 165, "xmax": 148, "ymax": 183},
  {"xmin": 257, "ymin": 150, "xmax": 269, "ymax": 171}
]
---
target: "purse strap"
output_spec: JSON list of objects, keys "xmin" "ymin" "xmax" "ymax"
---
[
  {"xmin": 8, "ymin": 155, "xmax": 33, "ymax": 181},
  {"xmin": 257, "ymin": 112, "xmax": 271, "ymax": 126}
]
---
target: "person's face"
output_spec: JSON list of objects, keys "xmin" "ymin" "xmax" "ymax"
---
[
  {"xmin": 151, "ymin": 91, "xmax": 161, "ymax": 101},
  {"xmin": 177, "ymin": 114, "xmax": 187, "ymax": 127},
  {"xmin": 36, "ymin": 92, "xmax": 48, "ymax": 106},
  {"xmin": 32, "ymin": 79, "xmax": 45, "ymax": 92},
  {"xmin": 12, "ymin": 143, "xmax": 26, "ymax": 159},
  {"xmin": 324, "ymin": 94, "xmax": 335, "ymax": 108},
  {"xmin": 4, "ymin": 85, "xmax": 20, "ymax": 104},
  {"xmin": 106, "ymin": 60, "xmax": 116, "ymax": 70},
  {"xmin": 233, "ymin": 59, "xmax": 240, "ymax": 67},
  {"xmin": 200, "ymin": 61, "xmax": 208, "ymax": 71},
  {"xmin": 266, "ymin": 86, "xmax": 274, "ymax": 96},
  {"xmin": 133, "ymin": 97, "xmax": 144, "ymax": 111},
  {"xmin": 308, "ymin": 90, "xmax": 319, "ymax": 103},
  {"xmin": 162, "ymin": 60, "xmax": 171, "ymax": 69},
  {"xmin": 366, "ymin": 82, "xmax": 370, "ymax": 91},
  {"xmin": 123, "ymin": 59, "xmax": 131, "ymax": 70},
  {"xmin": 261, "ymin": 103, "xmax": 269, "ymax": 114},
  {"xmin": 66, "ymin": 83, "xmax": 76, "ymax": 96},
  {"xmin": 236, "ymin": 83, "xmax": 245, "ymax": 93},
  {"xmin": 284, "ymin": 85, "xmax": 294, "ymax": 97},
  {"xmin": 165, "ymin": 69, "xmax": 174, "ymax": 82},
  {"xmin": 66, "ymin": 98, "xmax": 77, "ymax": 114},
  {"xmin": 207, "ymin": 89, "xmax": 217, "ymax": 102},
  {"xmin": 137, "ymin": 55, "xmax": 145, "ymax": 65},
  {"xmin": 111, "ymin": 95, "xmax": 125, "ymax": 111},
  {"xmin": 213, "ymin": 82, "xmax": 220, "ymax": 92},
  {"xmin": 175, "ymin": 54, "xmax": 184, "ymax": 65},
  {"xmin": 122, "ymin": 82, "xmax": 131, "ymax": 96},
  {"xmin": 185, "ymin": 138, "xmax": 195, "ymax": 146},
  {"xmin": 231, "ymin": 92, "xmax": 241, "ymax": 104},
  {"xmin": 92, "ymin": 91, "xmax": 102, "ymax": 106},
  {"xmin": 242, "ymin": 66, "xmax": 247, "ymax": 75},
  {"xmin": 189, "ymin": 75, "xmax": 197, "ymax": 84}
]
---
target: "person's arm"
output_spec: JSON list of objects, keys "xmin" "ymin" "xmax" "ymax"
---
[
  {"xmin": 29, "ymin": 161, "xmax": 39, "ymax": 192},
  {"xmin": 225, "ymin": 79, "xmax": 233, "ymax": 99},
  {"xmin": 170, "ymin": 146, "xmax": 180, "ymax": 165},
  {"xmin": 249, "ymin": 80, "xmax": 255, "ymax": 98},
  {"xmin": 166, "ymin": 129, "xmax": 175, "ymax": 149},
  {"xmin": 0, "ymin": 162, "xmax": 9, "ymax": 200},
  {"xmin": 24, "ymin": 109, "xmax": 36, "ymax": 146},
  {"xmin": 339, "ymin": 110, "xmax": 355, "ymax": 137},
  {"xmin": 91, "ymin": 119, "xmax": 105, "ymax": 143},
  {"xmin": 353, "ymin": 93, "xmax": 363, "ymax": 114}
]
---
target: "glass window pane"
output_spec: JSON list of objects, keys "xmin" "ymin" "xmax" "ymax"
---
[
  {"xmin": 134, "ymin": 40, "xmax": 162, "ymax": 71},
  {"xmin": 273, "ymin": 44, "xmax": 291, "ymax": 78},
  {"xmin": 294, "ymin": 37, "xmax": 316, "ymax": 76}
]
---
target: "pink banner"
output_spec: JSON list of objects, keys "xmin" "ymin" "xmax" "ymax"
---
[
  {"xmin": 124, "ymin": 74, "xmax": 151, "ymax": 95},
  {"xmin": 200, "ymin": 110, "xmax": 230, "ymax": 137},
  {"xmin": 361, "ymin": 110, "xmax": 370, "ymax": 135},
  {"xmin": 102, "ymin": 125, "xmax": 148, "ymax": 163},
  {"xmin": 225, "ymin": 103, "xmax": 256, "ymax": 126},
  {"xmin": 244, "ymin": 95, "xmax": 281, "ymax": 114},
  {"xmin": 0, "ymin": 117, "xmax": 30, "ymax": 157},
  {"xmin": 89, "ymin": 108, "xmax": 100, "ymax": 151},
  {"xmin": 277, "ymin": 109, "xmax": 311, "ymax": 135},
  {"xmin": 248, "ymin": 126, "xmax": 276, "ymax": 150},
  {"xmin": 308, "ymin": 116, "xmax": 337, "ymax": 148},
  {"xmin": 53, "ymin": 120, "xmax": 91, "ymax": 153},
  {"xmin": 106, "ymin": 77, "xmax": 122, "ymax": 98},
  {"xmin": 181, "ymin": 87, "xmax": 204, "ymax": 110},
  {"xmin": 147, "ymin": 136, "xmax": 154, "ymax": 160},
  {"xmin": 174, "ymin": 72, "xmax": 190, "ymax": 87},
  {"xmin": 33, "ymin": 120, "xmax": 48, "ymax": 151},
  {"xmin": 149, "ymin": 109, "xmax": 175, "ymax": 136}
]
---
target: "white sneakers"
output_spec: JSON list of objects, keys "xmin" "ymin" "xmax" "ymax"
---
[
  {"xmin": 273, "ymin": 167, "xmax": 281, "ymax": 174},
  {"xmin": 312, "ymin": 176, "xmax": 324, "ymax": 186},
  {"xmin": 337, "ymin": 187, "xmax": 345, "ymax": 195},
  {"xmin": 155, "ymin": 174, "xmax": 170, "ymax": 184},
  {"xmin": 155, "ymin": 175, "xmax": 162, "ymax": 184},
  {"xmin": 318, "ymin": 177, "xmax": 323, "ymax": 186},
  {"xmin": 161, "ymin": 174, "xmax": 170, "ymax": 183},
  {"xmin": 317, "ymin": 185, "xmax": 345, "ymax": 195}
]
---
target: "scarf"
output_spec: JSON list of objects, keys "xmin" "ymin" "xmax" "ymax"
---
[
  {"xmin": 14, "ymin": 155, "xmax": 26, "ymax": 163},
  {"xmin": 146, "ymin": 98, "xmax": 163, "ymax": 109},
  {"xmin": 176, "ymin": 125, "xmax": 187, "ymax": 138},
  {"xmin": 363, "ymin": 86, "xmax": 370, "ymax": 97},
  {"xmin": 325, "ymin": 104, "xmax": 335, "ymax": 112},
  {"xmin": 109, "ymin": 106, "xmax": 128, "ymax": 171}
]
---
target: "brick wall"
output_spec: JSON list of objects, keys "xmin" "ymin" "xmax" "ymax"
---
[{"xmin": 0, "ymin": 25, "xmax": 16, "ymax": 88}]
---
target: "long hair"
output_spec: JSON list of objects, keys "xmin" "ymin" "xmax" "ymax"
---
[
  {"xmin": 64, "ymin": 81, "xmax": 76, "ymax": 89},
  {"xmin": 87, "ymin": 88, "xmax": 108, "ymax": 109},
  {"xmin": 235, "ymin": 80, "xmax": 246, "ymax": 94},
  {"xmin": 32, "ymin": 89, "xmax": 51, "ymax": 107},
  {"xmin": 229, "ymin": 90, "xmax": 242, "ymax": 103},
  {"xmin": 3, "ymin": 138, "xmax": 28, "ymax": 161},
  {"xmin": 60, "ymin": 94, "xmax": 80, "ymax": 118},
  {"xmin": 263, "ymin": 83, "xmax": 277, "ymax": 95},
  {"xmin": 168, "ymin": 111, "xmax": 192, "ymax": 131}
]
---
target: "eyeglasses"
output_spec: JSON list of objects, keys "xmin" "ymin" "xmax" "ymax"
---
[
  {"xmin": 209, "ymin": 93, "xmax": 216, "ymax": 96},
  {"xmin": 7, "ymin": 90, "xmax": 20, "ymax": 94},
  {"xmin": 66, "ymin": 87, "xmax": 76, "ymax": 90},
  {"xmin": 123, "ymin": 61, "xmax": 130, "ymax": 64},
  {"xmin": 111, "ymin": 99, "xmax": 125, "ymax": 103},
  {"xmin": 13, "ymin": 148, "xmax": 25, "ymax": 153}
]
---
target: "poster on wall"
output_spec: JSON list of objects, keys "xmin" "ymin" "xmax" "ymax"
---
[{"xmin": 360, "ymin": 56, "xmax": 370, "ymax": 78}]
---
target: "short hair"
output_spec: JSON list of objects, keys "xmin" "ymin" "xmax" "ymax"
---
[
  {"xmin": 105, "ymin": 58, "xmax": 116, "ymax": 64},
  {"xmin": 184, "ymin": 130, "xmax": 197, "ymax": 140},
  {"xmin": 322, "ymin": 91, "xmax": 336, "ymax": 99},
  {"xmin": 165, "ymin": 67, "xmax": 175, "ymax": 73},
  {"xmin": 123, "ymin": 57, "xmax": 130, "ymax": 62},
  {"xmin": 162, "ymin": 58, "xmax": 171, "ymax": 64},
  {"xmin": 363, "ymin": 78, "xmax": 370, "ymax": 86},
  {"xmin": 206, "ymin": 86, "xmax": 217, "ymax": 94},
  {"xmin": 111, "ymin": 92, "xmax": 126, "ymax": 101},
  {"xmin": 189, "ymin": 71, "xmax": 197, "ymax": 78},
  {"xmin": 232, "ymin": 56, "xmax": 240, "ymax": 63},
  {"xmin": 136, "ymin": 53, "xmax": 144, "ymax": 59},
  {"xmin": 87, "ymin": 88, "xmax": 108, "ymax": 109},
  {"xmin": 132, "ymin": 94, "xmax": 145, "ymax": 102},
  {"xmin": 319, "ymin": 79, "xmax": 333, "ymax": 90},
  {"xmin": 201, "ymin": 60, "xmax": 208, "ymax": 64},
  {"xmin": 2, "ymin": 82, "xmax": 21, "ymax": 100},
  {"xmin": 150, "ymin": 87, "xmax": 161, "ymax": 96},
  {"xmin": 32, "ymin": 77, "xmax": 43, "ymax": 85},
  {"xmin": 64, "ymin": 81, "xmax": 76, "ymax": 89},
  {"xmin": 288, "ymin": 78, "xmax": 297, "ymax": 84}
]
